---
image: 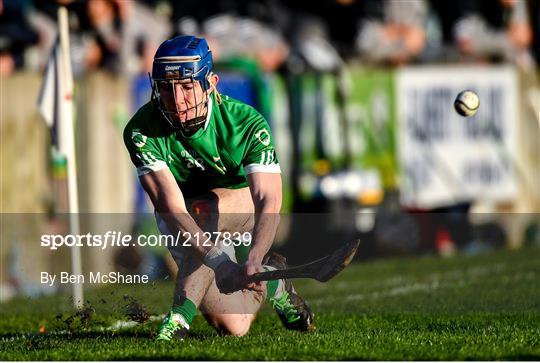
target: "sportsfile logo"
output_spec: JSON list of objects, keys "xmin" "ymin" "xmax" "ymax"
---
[{"xmin": 40, "ymin": 231, "xmax": 253, "ymax": 250}]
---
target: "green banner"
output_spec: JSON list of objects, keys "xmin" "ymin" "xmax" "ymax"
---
[{"xmin": 347, "ymin": 67, "xmax": 397, "ymax": 188}]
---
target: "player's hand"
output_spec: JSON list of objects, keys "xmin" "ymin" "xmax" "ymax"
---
[
  {"xmin": 214, "ymin": 260, "xmax": 246, "ymax": 294},
  {"xmin": 244, "ymin": 259, "xmax": 265, "ymax": 294}
]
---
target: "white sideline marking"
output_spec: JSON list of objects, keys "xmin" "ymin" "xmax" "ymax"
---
[
  {"xmin": 311, "ymin": 263, "xmax": 537, "ymax": 305},
  {"xmin": 308, "ymin": 263, "xmax": 509, "ymax": 294}
]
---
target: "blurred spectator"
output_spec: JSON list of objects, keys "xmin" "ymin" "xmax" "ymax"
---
[
  {"xmin": 205, "ymin": 15, "xmax": 288, "ymax": 72},
  {"xmin": 276, "ymin": 0, "xmax": 363, "ymax": 61},
  {"xmin": 27, "ymin": 0, "xmax": 170, "ymax": 77},
  {"xmin": 170, "ymin": 0, "xmax": 288, "ymax": 72},
  {"xmin": 85, "ymin": 0, "xmax": 123, "ymax": 72},
  {"xmin": 118, "ymin": 0, "xmax": 171, "ymax": 75},
  {"xmin": 169, "ymin": 0, "xmax": 245, "ymax": 60},
  {"xmin": 453, "ymin": 0, "xmax": 535, "ymax": 70},
  {"xmin": 87, "ymin": 0, "xmax": 172, "ymax": 75},
  {"xmin": 355, "ymin": 0, "xmax": 428, "ymax": 65},
  {"xmin": 0, "ymin": 0, "xmax": 39, "ymax": 75},
  {"xmin": 263, "ymin": 0, "xmax": 350, "ymax": 74},
  {"xmin": 29, "ymin": 0, "xmax": 107, "ymax": 76}
]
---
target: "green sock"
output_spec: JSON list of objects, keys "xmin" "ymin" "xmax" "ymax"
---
[
  {"xmin": 234, "ymin": 241, "xmax": 250, "ymax": 265},
  {"xmin": 171, "ymin": 297, "xmax": 197, "ymax": 324},
  {"xmin": 263, "ymin": 266, "xmax": 280, "ymax": 301},
  {"xmin": 266, "ymin": 279, "xmax": 279, "ymax": 301}
]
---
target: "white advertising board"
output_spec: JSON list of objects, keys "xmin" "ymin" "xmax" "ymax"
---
[{"xmin": 396, "ymin": 66, "xmax": 518, "ymax": 208}]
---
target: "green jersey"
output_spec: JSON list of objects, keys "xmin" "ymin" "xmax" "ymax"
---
[{"xmin": 123, "ymin": 94, "xmax": 280, "ymax": 197}]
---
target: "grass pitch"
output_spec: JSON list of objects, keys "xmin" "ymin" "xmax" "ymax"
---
[{"xmin": 1, "ymin": 246, "xmax": 539, "ymax": 360}]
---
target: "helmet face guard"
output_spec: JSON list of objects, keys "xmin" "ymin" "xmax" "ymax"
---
[
  {"xmin": 150, "ymin": 74, "xmax": 210, "ymax": 134},
  {"xmin": 151, "ymin": 36, "xmax": 213, "ymax": 133}
]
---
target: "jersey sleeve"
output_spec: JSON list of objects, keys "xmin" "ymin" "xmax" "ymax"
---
[
  {"xmin": 242, "ymin": 116, "xmax": 281, "ymax": 175},
  {"xmin": 123, "ymin": 122, "xmax": 168, "ymax": 177}
]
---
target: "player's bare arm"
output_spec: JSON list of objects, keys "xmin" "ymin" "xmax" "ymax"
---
[
  {"xmin": 138, "ymin": 168, "xmax": 216, "ymax": 260},
  {"xmin": 245, "ymin": 172, "xmax": 282, "ymax": 289}
]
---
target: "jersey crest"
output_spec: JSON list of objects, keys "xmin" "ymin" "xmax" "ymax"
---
[
  {"xmin": 131, "ymin": 130, "xmax": 147, "ymax": 148},
  {"xmin": 255, "ymin": 129, "xmax": 271, "ymax": 146}
]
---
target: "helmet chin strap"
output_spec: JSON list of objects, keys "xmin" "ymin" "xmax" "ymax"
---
[{"xmin": 208, "ymin": 77, "xmax": 222, "ymax": 105}]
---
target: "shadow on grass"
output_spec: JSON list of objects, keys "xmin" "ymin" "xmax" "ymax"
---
[
  {"xmin": 501, "ymin": 354, "xmax": 540, "ymax": 361},
  {"xmin": 0, "ymin": 327, "xmax": 222, "ymax": 343},
  {"xmin": 0, "ymin": 329, "xmax": 153, "ymax": 341}
]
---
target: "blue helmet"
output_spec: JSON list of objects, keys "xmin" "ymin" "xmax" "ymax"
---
[{"xmin": 152, "ymin": 35, "xmax": 213, "ymax": 91}]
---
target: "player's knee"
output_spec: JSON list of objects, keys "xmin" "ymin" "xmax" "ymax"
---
[
  {"xmin": 211, "ymin": 314, "xmax": 253, "ymax": 337},
  {"xmin": 223, "ymin": 321, "xmax": 251, "ymax": 337}
]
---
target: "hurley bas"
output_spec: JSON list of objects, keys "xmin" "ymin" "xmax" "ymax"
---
[{"xmin": 41, "ymin": 272, "xmax": 149, "ymax": 286}]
